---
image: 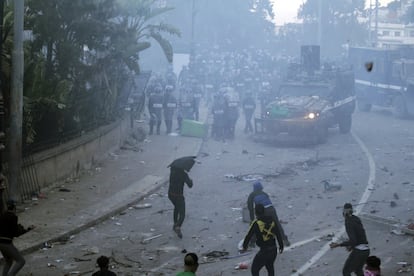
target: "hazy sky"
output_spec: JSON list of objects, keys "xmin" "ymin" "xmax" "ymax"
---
[{"xmin": 272, "ymin": 0, "xmax": 395, "ymax": 25}]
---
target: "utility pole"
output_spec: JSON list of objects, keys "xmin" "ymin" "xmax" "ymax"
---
[
  {"xmin": 0, "ymin": 0, "xmax": 5, "ymax": 213},
  {"xmin": 318, "ymin": 0, "xmax": 322, "ymax": 46},
  {"xmin": 368, "ymin": 0, "xmax": 372, "ymax": 45},
  {"xmin": 375, "ymin": 0, "xmax": 379, "ymax": 47},
  {"xmin": 190, "ymin": 0, "xmax": 195, "ymax": 57},
  {"xmin": 9, "ymin": 0, "xmax": 24, "ymax": 201}
]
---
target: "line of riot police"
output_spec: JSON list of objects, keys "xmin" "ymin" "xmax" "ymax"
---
[
  {"xmin": 145, "ymin": 71, "xmax": 203, "ymax": 135},
  {"xmin": 145, "ymin": 47, "xmax": 289, "ymax": 138}
]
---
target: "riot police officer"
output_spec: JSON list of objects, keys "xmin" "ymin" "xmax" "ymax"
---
[
  {"xmin": 148, "ymin": 85, "xmax": 164, "ymax": 135},
  {"xmin": 224, "ymin": 88, "xmax": 240, "ymax": 139},
  {"xmin": 190, "ymin": 80, "xmax": 203, "ymax": 121},
  {"xmin": 242, "ymin": 92, "xmax": 256, "ymax": 133},
  {"xmin": 211, "ymin": 93, "xmax": 226, "ymax": 141},
  {"xmin": 177, "ymin": 87, "xmax": 195, "ymax": 132},
  {"xmin": 163, "ymin": 85, "xmax": 177, "ymax": 134}
]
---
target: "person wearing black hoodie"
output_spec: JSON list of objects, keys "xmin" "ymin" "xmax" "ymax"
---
[
  {"xmin": 168, "ymin": 167, "xmax": 193, "ymax": 239},
  {"xmin": 241, "ymin": 204, "xmax": 284, "ymax": 276},
  {"xmin": 330, "ymin": 203, "xmax": 370, "ymax": 276}
]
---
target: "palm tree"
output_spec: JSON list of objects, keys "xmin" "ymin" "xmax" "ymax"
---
[{"xmin": 21, "ymin": 0, "xmax": 180, "ymax": 148}]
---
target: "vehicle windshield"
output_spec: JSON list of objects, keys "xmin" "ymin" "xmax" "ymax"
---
[{"xmin": 278, "ymin": 84, "xmax": 331, "ymax": 98}]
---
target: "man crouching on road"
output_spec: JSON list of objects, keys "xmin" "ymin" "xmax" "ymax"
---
[{"xmin": 330, "ymin": 203, "xmax": 370, "ymax": 276}]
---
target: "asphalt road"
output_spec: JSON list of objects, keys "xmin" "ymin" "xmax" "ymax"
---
[{"xmin": 18, "ymin": 107, "xmax": 414, "ymax": 276}]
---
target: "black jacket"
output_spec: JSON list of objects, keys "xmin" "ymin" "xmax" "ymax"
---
[
  {"xmin": 242, "ymin": 215, "xmax": 284, "ymax": 250},
  {"xmin": 168, "ymin": 168, "xmax": 193, "ymax": 197},
  {"xmin": 340, "ymin": 215, "xmax": 369, "ymax": 248},
  {"xmin": 0, "ymin": 211, "xmax": 28, "ymax": 243}
]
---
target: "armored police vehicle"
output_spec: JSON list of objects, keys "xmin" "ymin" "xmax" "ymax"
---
[
  {"xmin": 348, "ymin": 46, "xmax": 414, "ymax": 118},
  {"xmin": 254, "ymin": 45, "xmax": 356, "ymax": 145}
]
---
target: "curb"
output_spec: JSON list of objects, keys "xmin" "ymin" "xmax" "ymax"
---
[{"xmin": 19, "ymin": 136, "xmax": 205, "ymax": 256}]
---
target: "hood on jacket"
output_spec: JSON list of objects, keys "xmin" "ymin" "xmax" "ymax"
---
[{"xmin": 253, "ymin": 181, "xmax": 263, "ymax": 191}]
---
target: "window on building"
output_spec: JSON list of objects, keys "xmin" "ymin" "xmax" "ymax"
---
[
  {"xmin": 383, "ymin": 30, "xmax": 390, "ymax": 36},
  {"xmin": 410, "ymin": 31, "xmax": 414, "ymax": 37},
  {"xmin": 395, "ymin": 31, "xmax": 401, "ymax": 37}
]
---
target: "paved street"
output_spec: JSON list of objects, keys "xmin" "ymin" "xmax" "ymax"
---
[{"xmin": 10, "ymin": 105, "xmax": 413, "ymax": 276}]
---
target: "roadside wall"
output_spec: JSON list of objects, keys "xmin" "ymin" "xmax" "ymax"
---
[{"xmin": 26, "ymin": 116, "xmax": 132, "ymax": 189}]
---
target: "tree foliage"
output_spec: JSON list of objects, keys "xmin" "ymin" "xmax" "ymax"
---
[{"xmin": 10, "ymin": 0, "xmax": 179, "ymax": 149}]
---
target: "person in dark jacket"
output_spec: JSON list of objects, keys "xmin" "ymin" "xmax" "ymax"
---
[
  {"xmin": 148, "ymin": 86, "xmax": 164, "ymax": 135},
  {"xmin": 242, "ymin": 92, "xmax": 256, "ymax": 133},
  {"xmin": 0, "ymin": 200, "xmax": 34, "ymax": 276},
  {"xmin": 92, "ymin": 255, "xmax": 117, "ymax": 276},
  {"xmin": 330, "ymin": 203, "xmax": 370, "ymax": 276},
  {"xmin": 247, "ymin": 181, "xmax": 290, "ymax": 246},
  {"xmin": 163, "ymin": 85, "xmax": 177, "ymax": 134},
  {"xmin": 240, "ymin": 204, "xmax": 284, "ymax": 276},
  {"xmin": 168, "ymin": 167, "xmax": 193, "ymax": 239}
]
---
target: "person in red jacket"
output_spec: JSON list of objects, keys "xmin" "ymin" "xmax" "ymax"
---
[{"xmin": 0, "ymin": 200, "xmax": 34, "ymax": 276}]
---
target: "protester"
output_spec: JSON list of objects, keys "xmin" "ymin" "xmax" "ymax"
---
[
  {"xmin": 247, "ymin": 181, "xmax": 290, "ymax": 246},
  {"xmin": 92, "ymin": 255, "xmax": 117, "ymax": 276},
  {"xmin": 330, "ymin": 203, "xmax": 370, "ymax": 276},
  {"xmin": 168, "ymin": 156, "xmax": 195, "ymax": 239},
  {"xmin": 176, "ymin": 252, "xmax": 199, "ymax": 276},
  {"xmin": 240, "ymin": 204, "xmax": 284, "ymax": 276},
  {"xmin": 364, "ymin": 255, "xmax": 381, "ymax": 276},
  {"xmin": 0, "ymin": 200, "xmax": 35, "ymax": 276}
]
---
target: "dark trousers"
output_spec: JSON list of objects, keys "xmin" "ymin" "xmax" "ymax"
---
[
  {"xmin": 244, "ymin": 113, "xmax": 254, "ymax": 133},
  {"xmin": 251, "ymin": 246, "xmax": 277, "ymax": 276},
  {"xmin": 165, "ymin": 119, "xmax": 173, "ymax": 134},
  {"xmin": 343, "ymin": 248, "xmax": 370, "ymax": 276},
  {"xmin": 0, "ymin": 242, "xmax": 26, "ymax": 276},
  {"xmin": 168, "ymin": 194, "xmax": 185, "ymax": 227},
  {"xmin": 149, "ymin": 113, "xmax": 162, "ymax": 134}
]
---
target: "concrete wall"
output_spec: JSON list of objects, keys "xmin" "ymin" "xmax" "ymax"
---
[{"xmin": 25, "ymin": 116, "xmax": 131, "ymax": 189}]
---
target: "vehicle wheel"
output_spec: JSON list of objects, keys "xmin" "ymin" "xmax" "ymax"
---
[
  {"xmin": 339, "ymin": 114, "xmax": 352, "ymax": 134},
  {"xmin": 357, "ymin": 100, "xmax": 372, "ymax": 112},
  {"xmin": 392, "ymin": 94, "xmax": 408, "ymax": 119}
]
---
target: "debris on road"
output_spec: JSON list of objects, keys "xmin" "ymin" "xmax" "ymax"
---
[
  {"xmin": 397, "ymin": 261, "xmax": 412, "ymax": 273},
  {"xmin": 134, "ymin": 203, "xmax": 152, "ymax": 209},
  {"xmin": 322, "ymin": 180, "xmax": 341, "ymax": 192},
  {"xmin": 141, "ymin": 234, "xmax": 162, "ymax": 244},
  {"xmin": 204, "ymin": 250, "xmax": 230, "ymax": 259},
  {"xmin": 84, "ymin": 246, "xmax": 99, "ymax": 255},
  {"xmin": 235, "ymin": 261, "xmax": 249, "ymax": 270}
]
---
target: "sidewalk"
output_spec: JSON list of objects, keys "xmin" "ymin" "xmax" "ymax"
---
[{"xmin": 12, "ymin": 117, "xmax": 207, "ymax": 256}]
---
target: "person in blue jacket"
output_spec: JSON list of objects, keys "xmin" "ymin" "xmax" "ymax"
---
[{"xmin": 247, "ymin": 181, "xmax": 290, "ymax": 246}]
